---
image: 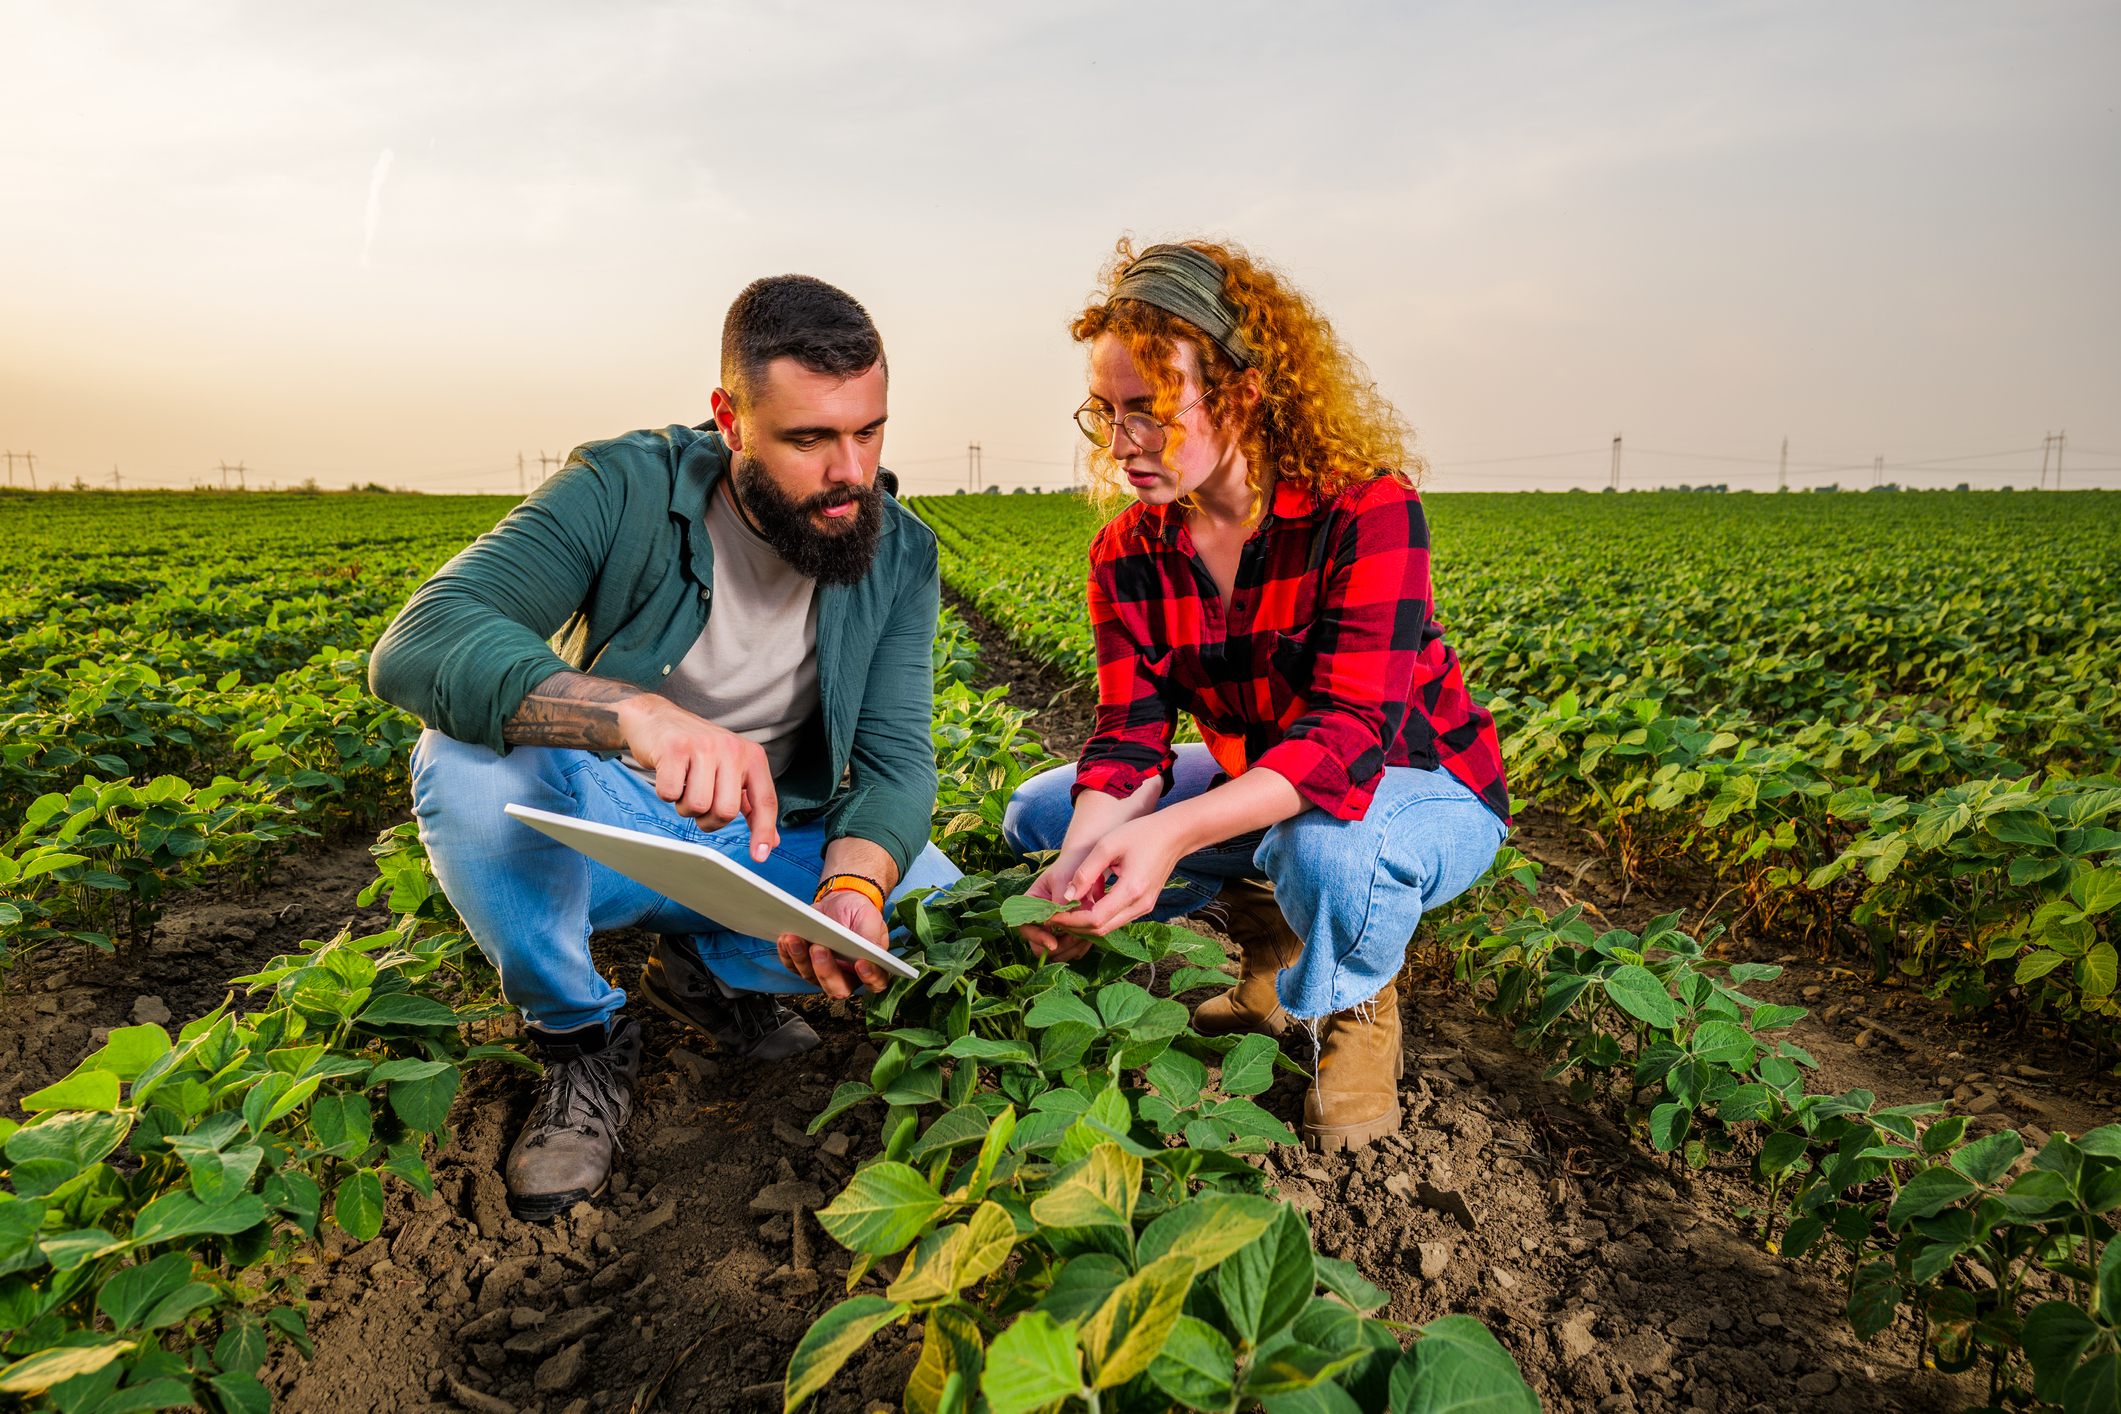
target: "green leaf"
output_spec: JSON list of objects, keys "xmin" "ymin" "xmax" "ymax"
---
[
  {"xmin": 1000, "ymin": 895, "xmax": 1070, "ymax": 927},
  {"xmin": 205, "ymin": 1370, "xmax": 271, "ymax": 1414},
  {"xmin": 387, "ymin": 1065, "xmax": 461, "ymax": 1133},
  {"xmin": 19, "ymin": 1071, "xmax": 122, "ymax": 1114},
  {"xmin": 131, "ymin": 1191, "xmax": 270, "ymax": 1245},
  {"xmin": 1037, "ymin": 1254, "xmax": 1130, "ymax": 1326},
  {"xmin": 1887, "ymin": 1168, "xmax": 1978, "ymax": 1230},
  {"xmin": 816, "ymin": 1163, "xmax": 948, "ymax": 1255},
  {"xmin": 940, "ymin": 1036, "xmax": 1035, "ymax": 1066},
  {"xmin": 1648, "ymin": 1103, "xmax": 1691, "ymax": 1152},
  {"xmin": 1950, "ymin": 1130, "xmax": 2025, "ymax": 1186},
  {"xmin": 2083, "ymin": 942, "xmax": 2120, "ymax": 998},
  {"xmin": 1846, "ymin": 1260, "xmax": 1902, "ymax": 1342},
  {"xmin": 1081, "ymin": 1253, "xmax": 1196, "ymax": 1388},
  {"xmin": 353, "ymin": 994, "xmax": 457, "ymax": 1028},
  {"xmin": 1165, "ymin": 967, "xmax": 1237, "ymax": 996},
  {"xmin": 1144, "ymin": 1049, "xmax": 1208, "ymax": 1109},
  {"xmin": 1603, "ymin": 966, "xmax": 1677, "ymax": 1029},
  {"xmin": 910, "ymin": 1104, "xmax": 992, "ymax": 1163},
  {"xmin": 141, "ymin": 1281, "xmax": 220, "ymax": 1331},
  {"xmin": 2014, "ymin": 951, "xmax": 2070, "ymax": 986},
  {"xmin": 1244, "ymin": 1339, "xmax": 1367, "ymax": 1397},
  {"xmin": 0, "ymin": 1200, "xmax": 43, "ymax": 1278},
  {"xmin": 2066, "ymin": 1352, "xmax": 2121, "ymax": 1414},
  {"xmin": 807, "ymin": 1081, "xmax": 875, "ymax": 1135},
  {"xmin": 1136, "ymin": 1193, "xmax": 1280, "ymax": 1270},
  {"xmin": 1217, "ymin": 1204, "xmax": 1316, "ymax": 1346},
  {"xmin": 1148, "ymin": 1315, "xmax": 1236, "ymax": 1408},
  {"xmin": 1023, "ymin": 990, "xmax": 1101, "ymax": 1030},
  {"xmin": 1743, "ymin": 1004, "xmax": 1806, "ymax": 1032},
  {"xmin": 1221, "ymin": 1033, "xmax": 1281, "ymax": 1097},
  {"xmin": 308, "ymin": 1093, "xmax": 372, "ymax": 1157},
  {"xmin": 76, "ymin": 1024, "xmax": 172, "ymax": 1083},
  {"xmin": 981, "ymin": 1311, "xmax": 1082, "ymax": 1414},
  {"xmin": 2074, "ymin": 866, "xmax": 2121, "ymax": 917},
  {"xmin": 782, "ymin": 1296, "xmax": 910, "ymax": 1413},
  {"xmin": 1313, "ymin": 1255, "xmax": 1390, "ymax": 1315},
  {"xmin": 334, "ymin": 1170, "xmax": 385, "ymax": 1242},
  {"xmin": 2023, "ymin": 1301, "xmax": 2104, "ymax": 1403},
  {"xmin": 1388, "ymin": 1314, "xmax": 1540, "ymax": 1414}
]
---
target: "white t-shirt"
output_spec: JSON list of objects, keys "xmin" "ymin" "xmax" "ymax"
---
[{"xmin": 628, "ymin": 480, "xmax": 820, "ymax": 779}]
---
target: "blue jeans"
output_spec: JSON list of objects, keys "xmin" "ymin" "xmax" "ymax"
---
[
  {"xmin": 1001, "ymin": 744, "xmax": 1507, "ymax": 1018},
  {"xmin": 410, "ymin": 729, "xmax": 962, "ymax": 1032}
]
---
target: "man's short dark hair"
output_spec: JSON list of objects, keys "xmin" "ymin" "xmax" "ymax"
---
[{"xmin": 720, "ymin": 274, "xmax": 885, "ymax": 406}]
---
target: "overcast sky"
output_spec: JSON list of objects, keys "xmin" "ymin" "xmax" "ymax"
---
[{"xmin": 3, "ymin": 0, "xmax": 2116, "ymax": 495}]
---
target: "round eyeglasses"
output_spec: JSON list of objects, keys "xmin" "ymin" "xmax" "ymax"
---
[{"xmin": 1074, "ymin": 387, "xmax": 1214, "ymax": 455}]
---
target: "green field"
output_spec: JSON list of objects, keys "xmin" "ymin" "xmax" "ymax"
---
[{"xmin": 5, "ymin": 485, "xmax": 2121, "ymax": 1410}]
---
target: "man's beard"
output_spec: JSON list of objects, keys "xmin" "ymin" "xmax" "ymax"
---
[{"xmin": 729, "ymin": 454, "xmax": 884, "ymax": 586}]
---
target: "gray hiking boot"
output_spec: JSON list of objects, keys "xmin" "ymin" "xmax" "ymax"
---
[
  {"xmin": 504, "ymin": 1015, "xmax": 641, "ymax": 1222},
  {"xmin": 639, "ymin": 936, "xmax": 821, "ymax": 1061}
]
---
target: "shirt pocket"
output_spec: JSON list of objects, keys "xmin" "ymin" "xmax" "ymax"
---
[{"xmin": 1268, "ymin": 626, "xmax": 1321, "ymax": 692}]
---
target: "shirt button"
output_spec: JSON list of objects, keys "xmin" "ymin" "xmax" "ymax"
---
[
  {"xmin": 661, "ymin": 665, "xmax": 671, "ymax": 675},
  {"xmin": 700, "ymin": 586, "xmax": 711, "ymax": 601}
]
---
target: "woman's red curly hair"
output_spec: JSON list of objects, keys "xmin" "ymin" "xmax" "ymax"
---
[{"xmin": 1070, "ymin": 236, "xmax": 1420, "ymax": 513}]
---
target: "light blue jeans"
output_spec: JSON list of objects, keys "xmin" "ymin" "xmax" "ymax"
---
[
  {"xmin": 1001, "ymin": 744, "xmax": 1508, "ymax": 1018},
  {"xmin": 410, "ymin": 729, "xmax": 962, "ymax": 1032}
]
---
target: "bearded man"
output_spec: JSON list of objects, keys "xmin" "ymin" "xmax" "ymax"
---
[{"xmin": 369, "ymin": 275, "xmax": 956, "ymax": 1219}]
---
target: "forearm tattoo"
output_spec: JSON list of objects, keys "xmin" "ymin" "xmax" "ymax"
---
[{"xmin": 502, "ymin": 671, "xmax": 642, "ymax": 751}]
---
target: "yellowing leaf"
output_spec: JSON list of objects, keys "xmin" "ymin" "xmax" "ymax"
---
[
  {"xmin": 953, "ymin": 1201, "xmax": 1018, "ymax": 1292},
  {"xmin": 1080, "ymin": 1254, "xmax": 1196, "ymax": 1389},
  {"xmin": 1028, "ymin": 1143, "xmax": 1139, "ymax": 1230}
]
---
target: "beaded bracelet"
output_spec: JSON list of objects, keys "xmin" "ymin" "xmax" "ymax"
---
[{"xmin": 814, "ymin": 873, "xmax": 886, "ymax": 914}]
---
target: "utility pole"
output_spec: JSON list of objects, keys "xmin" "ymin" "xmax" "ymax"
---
[
  {"xmin": 2055, "ymin": 430, "xmax": 2066, "ymax": 491},
  {"xmin": 1609, "ymin": 434, "xmax": 1621, "ymax": 491},
  {"xmin": 112, "ymin": 464, "xmax": 122, "ymax": 491},
  {"xmin": 968, "ymin": 441, "xmax": 983, "ymax": 493},
  {"xmin": 3, "ymin": 451, "xmax": 14, "ymax": 487},
  {"xmin": 518, "ymin": 452, "xmax": 526, "ymax": 495},
  {"xmin": 236, "ymin": 461, "xmax": 246, "ymax": 490},
  {"xmin": 1874, "ymin": 455, "xmax": 1883, "ymax": 489},
  {"xmin": 24, "ymin": 452, "xmax": 35, "ymax": 490},
  {"xmin": 538, "ymin": 451, "xmax": 562, "ymax": 484},
  {"xmin": 1778, "ymin": 436, "xmax": 1788, "ymax": 491}
]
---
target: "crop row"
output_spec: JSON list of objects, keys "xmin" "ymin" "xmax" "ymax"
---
[{"xmin": 1434, "ymin": 853, "xmax": 2121, "ymax": 1409}]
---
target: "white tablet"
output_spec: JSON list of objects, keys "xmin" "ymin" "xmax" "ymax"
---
[{"xmin": 502, "ymin": 803, "xmax": 920, "ymax": 981}]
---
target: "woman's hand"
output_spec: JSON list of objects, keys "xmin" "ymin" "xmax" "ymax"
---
[
  {"xmin": 1035, "ymin": 815, "xmax": 1190, "ymax": 949},
  {"xmin": 1017, "ymin": 851, "xmax": 1098, "ymax": 963},
  {"xmin": 776, "ymin": 890, "xmax": 891, "ymax": 999}
]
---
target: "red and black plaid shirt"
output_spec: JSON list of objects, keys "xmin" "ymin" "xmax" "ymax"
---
[{"xmin": 1073, "ymin": 475, "xmax": 1509, "ymax": 823}]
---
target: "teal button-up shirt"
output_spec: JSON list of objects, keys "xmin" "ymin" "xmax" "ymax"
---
[{"xmin": 369, "ymin": 424, "xmax": 940, "ymax": 873}]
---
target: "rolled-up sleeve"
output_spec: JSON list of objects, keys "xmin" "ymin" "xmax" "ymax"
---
[
  {"xmin": 1252, "ymin": 492, "xmax": 1433, "ymax": 819},
  {"xmin": 368, "ymin": 460, "xmax": 618, "ymax": 752}
]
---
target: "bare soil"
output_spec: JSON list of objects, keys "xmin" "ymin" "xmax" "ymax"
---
[{"xmin": 7, "ymin": 612, "xmax": 2121, "ymax": 1414}]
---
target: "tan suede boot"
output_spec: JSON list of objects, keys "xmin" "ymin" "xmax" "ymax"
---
[
  {"xmin": 1190, "ymin": 879, "xmax": 1294, "ymax": 1039},
  {"xmin": 1301, "ymin": 982, "xmax": 1403, "ymax": 1152}
]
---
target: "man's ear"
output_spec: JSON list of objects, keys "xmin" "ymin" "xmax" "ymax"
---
[{"xmin": 710, "ymin": 387, "xmax": 744, "ymax": 451}]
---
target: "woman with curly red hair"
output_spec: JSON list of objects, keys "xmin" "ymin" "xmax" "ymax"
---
[{"xmin": 1003, "ymin": 239, "xmax": 1511, "ymax": 1151}]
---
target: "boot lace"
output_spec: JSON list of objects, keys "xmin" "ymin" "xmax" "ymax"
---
[{"xmin": 524, "ymin": 1049, "xmax": 630, "ymax": 1152}]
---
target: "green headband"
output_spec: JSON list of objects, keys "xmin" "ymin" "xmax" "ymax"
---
[{"xmin": 1108, "ymin": 244, "xmax": 1255, "ymax": 369}]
